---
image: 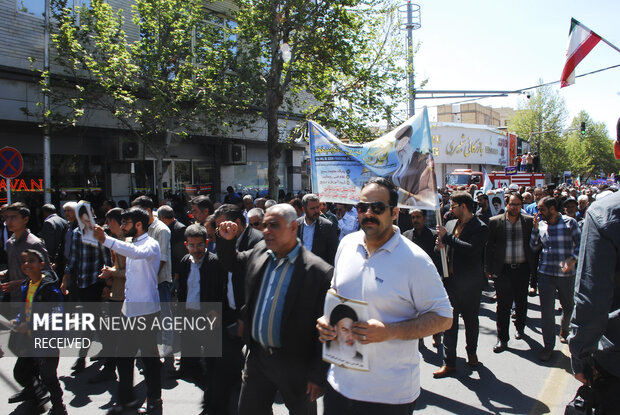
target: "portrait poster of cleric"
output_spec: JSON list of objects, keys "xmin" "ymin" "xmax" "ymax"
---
[
  {"xmin": 322, "ymin": 289, "xmax": 370, "ymax": 371},
  {"xmin": 308, "ymin": 107, "xmax": 439, "ymax": 210},
  {"xmin": 75, "ymin": 201, "xmax": 98, "ymax": 247}
]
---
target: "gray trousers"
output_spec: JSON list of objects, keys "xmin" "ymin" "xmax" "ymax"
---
[{"xmin": 538, "ymin": 273, "xmax": 575, "ymax": 350}]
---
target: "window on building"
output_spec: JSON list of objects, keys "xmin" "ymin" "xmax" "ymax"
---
[
  {"xmin": 17, "ymin": 0, "xmax": 44, "ymax": 17},
  {"xmin": 232, "ymin": 161, "xmax": 287, "ymax": 196},
  {"xmin": 18, "ymin": 0, "xmax": 90, "ymax": 18}
]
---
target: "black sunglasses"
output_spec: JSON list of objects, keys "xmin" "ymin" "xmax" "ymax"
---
[
  {"xmin": 250, "ymin": 222, "xmax": 261, "ymax": 227},
  {"xmin": 355, "ymin": 201, "xmax": 391, "ymax": 215}
]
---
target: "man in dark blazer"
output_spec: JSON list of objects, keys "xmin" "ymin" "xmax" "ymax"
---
[
  {"xmin": 296, "ymin": 194, "xmax": 338, "ymax": 265},
  {"xmin": 403, "ymin": 208, "xmax": 441, "ymax": 273},
  {"xmin": 175, "ymin": 224, "xmax": 226, "ymax": 377},
  {"xmin": 213, "ymin": 204, "xmax": 263, "ymax": 322},
  {"xmin": 434, "ymin": 191, "xmax": 489, "ymax": 378},
  {"xmin": 217, "ymin": 203, "xmax": 333, "ymax": 415},
  {"xmin": 40, "ymin": 204, "xmax": 69, "ymax": 271},
  {"xmin": 486, "ymin": 193, "xmax": 536, "ymax": 353}
]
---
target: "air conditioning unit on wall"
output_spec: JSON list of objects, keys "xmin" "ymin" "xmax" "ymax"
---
[
  {"xmin": 222, "ymin": 143, "xmax": 247, "ymax": 165},
  {"xmin": 119, "ymin": 138, "xmax": 144, "ymax": 160}
]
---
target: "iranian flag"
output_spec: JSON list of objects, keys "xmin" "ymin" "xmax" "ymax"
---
[{"xmin": 560, "ymin": 18, "xmax": 601, "ymax": 88}]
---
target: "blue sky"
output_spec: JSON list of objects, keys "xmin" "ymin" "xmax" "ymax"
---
[{"xmin": 410, "ymin": 0, "xmax": 619, "ymax": 136}]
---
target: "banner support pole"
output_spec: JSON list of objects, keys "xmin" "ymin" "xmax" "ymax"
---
[{"xmin": 435, "ymin": 209, "xmax": 448, "ymax": 279}]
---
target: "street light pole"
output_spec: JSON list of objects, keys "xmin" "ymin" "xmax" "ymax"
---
[
  {"xmin": 43, "ymin": 0, "xmax": 51, "ymax": 204},
  {"xmin": 400, "ymin": 1, "xmax": 420, "ymax": 118}
]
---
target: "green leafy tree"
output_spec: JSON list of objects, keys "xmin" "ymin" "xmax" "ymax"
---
[
  {"xmin": 508, "ymin": 82, "xmax": 569, "ymax": 178},
  {"xmin": 233, "ymin": 0, "xmax": 407, "ymax": 198},
  {"xmin": 565, "ymin": 111, "xmax": 620, "ymax": 181},
  {"xmin": 44, "ymin": 0, "xmax": 238, "ymax": 199}
]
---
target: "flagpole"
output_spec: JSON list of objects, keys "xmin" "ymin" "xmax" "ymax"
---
[
  {"xmin": 435, "ymin": 209, "xmax": 449, "ymax": 279},
  {"xmin": 574, "ymin": 18, "xmax": 620, "ymax": 54}
]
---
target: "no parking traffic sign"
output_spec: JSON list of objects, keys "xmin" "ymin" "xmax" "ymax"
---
[{"xmin": 0, "ymin": 147, "xmax": 23, "ymax": 179}]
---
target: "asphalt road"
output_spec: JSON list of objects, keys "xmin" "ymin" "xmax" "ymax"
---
[{"xmin": 0, "ymin": 287, "xmax": 581, "ymax": 414}]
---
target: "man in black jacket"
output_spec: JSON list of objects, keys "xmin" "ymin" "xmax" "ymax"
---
[
  {"xmin": 40, "ymin": 204, "xmax": 69, "ymax": 272},
  {"xmin": 296, "ymin": 194, "xmax": 339, "ymax": 265},
  {"xmin": 434, "ymin": 191, "xmax": 489, "ymax": 378},
  {"xmin": 403, "ymin": 208, "xmax": 441, "ymax": 273},
  {"xmin": 213, "ymin": 204, "xmax": 263, "ymax": 324},
  {"xmin": 217, "ymin": 203, "xmax": 333, "ymax": 415},
  {"xmin": 485, "ymin": 193, "xmax": 536, "ymax": 353}
]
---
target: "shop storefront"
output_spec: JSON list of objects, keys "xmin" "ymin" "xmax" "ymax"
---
[{"xmin": 431, "ymin": 122, "xmax": 509, "ymax": 187}]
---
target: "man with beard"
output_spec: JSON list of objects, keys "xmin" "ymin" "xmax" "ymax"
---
[
  {"xmin": 434, "ymin": 191, "xmax": 488, "ymax": 378},
  {"xmin": 296, "ymin": 194, "xmax": 339, "ymax": 265},
  {"xmin": 94, "ymin": 207, "xmax": 162, "ymax": 414},
  {"xmin": 327, "ymin": 305, "xmax": 363, "ymax": 362},
  {"xmin": 317, "ymin": 178, "xmax": 452, "ymax": 414},
  {"xmin": 475, "ymin": 194, "xmax": 492, "ymax": 225},
  {"xmin": 403, "ymin": 208, "xmax": 443, "ymax": 349},
  {"xmin": 486, "ymin": 194, "xmax": 536, "ymax": 353},
  {"xmin": 530, "ymin": 196, "xmax": 581, "ymax": 362}
]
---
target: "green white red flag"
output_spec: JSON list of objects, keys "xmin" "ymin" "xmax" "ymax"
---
[{"xmin": 561, "ymin": 18, "xmax": 601, "ymax": 88}]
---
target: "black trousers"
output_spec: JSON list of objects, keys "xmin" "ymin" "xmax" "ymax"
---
[
  {"xmin": 14, "ymin": 355, "xmax": 63, "ymax": 406},
  {"xmin": 591, "ymin": 367, "xmax": 620, "ymax": 415},
  {"xmin": 442, "ymin": 278, "xmax": 483, "ymax": 366},
  {"xmin": 116, "ymin": 313, "xmax": 161, "ymax": 404},
  {"xmin": 76, "ymin": 282, "xmax": 103, "ymax": 358},
  {"xmin": 238, "ymin": 345, "xmax": 313, "ymax": 415},
  {"xmin": 323, "ymin": 383, "xmax": 416, "ymax": 415},
  {"xmin": 495, "ymin": 263, "xmax": 529, "ymax": 342},
  {"xmin": 203, "ymin": 332, "xmax": 245, "ymax": 415},
  {"xmin": 100, "ymin": 299, "xmax": 123, "ymax": 370}
]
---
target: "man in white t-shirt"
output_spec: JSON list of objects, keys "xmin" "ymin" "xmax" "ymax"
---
[{"xmin": 317, "ymin": 177, "xmax": 452, "ymax": 414}]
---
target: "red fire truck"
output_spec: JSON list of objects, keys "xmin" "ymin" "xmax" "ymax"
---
[{"xmin": 446, "ymin": 169, "xmax": 545, "ymax": 190}]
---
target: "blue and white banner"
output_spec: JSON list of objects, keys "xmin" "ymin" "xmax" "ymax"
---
[{"xmin": 309, "ymin": 108, "xmax": 439, "ymax": 210}]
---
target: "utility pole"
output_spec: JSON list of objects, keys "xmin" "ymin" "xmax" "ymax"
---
[
  {"xmin": 400, "ymin": 1, "xmax": 421, "ymax": 118},
  {"xmin": 43, "ymin": 0, "xmax": 51, "ymax": 204}
]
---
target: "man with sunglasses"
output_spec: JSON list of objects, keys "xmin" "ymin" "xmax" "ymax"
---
[
  {"xmin": 433, "ymin": 191, "xmax": 488, "ymax": 378},
  {"xmin": 317, "ymin": 177, "xmax": 452, "ymax": 414},
  {"xmin": 296, "ymin": 194, "xmax": 339, "ymax": 265},
  {"xmin": 247, "ymin": 207, "xmax": 265, "ymax": 231}
]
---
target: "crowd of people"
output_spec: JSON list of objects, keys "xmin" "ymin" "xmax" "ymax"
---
[{"xmin": 0, "ymin": 177, "xmax": 618, "ymax": 414}]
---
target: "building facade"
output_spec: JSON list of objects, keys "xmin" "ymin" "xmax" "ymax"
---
[{"xmin": 0, "ymin": 0, "xmax": 305, "ymax": 206}]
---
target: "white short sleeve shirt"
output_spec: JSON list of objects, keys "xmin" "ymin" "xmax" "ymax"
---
[{"xmin": 327, "ymin": 227, "xmax": 452, "ymax": 404}]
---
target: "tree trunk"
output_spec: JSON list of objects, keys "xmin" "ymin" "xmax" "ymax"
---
[
  {"xmin": 156, "ymin": 155, "xmax": 164, "ymax": 202},
  {"xmin": 267, "ymin": 90, "xmax": 282, "ymax": 201}
]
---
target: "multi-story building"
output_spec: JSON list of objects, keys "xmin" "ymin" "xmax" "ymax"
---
[
  {"xmin": 437, "ymin": 103, "xmax": 516, "ymax": 128},
  {"xmin": 0, "ymin": 0, "xmax": 305, "ymax": 206}
]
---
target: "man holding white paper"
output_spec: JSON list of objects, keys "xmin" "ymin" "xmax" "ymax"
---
[{"xmin": 317, "ymin": 177, "xmax": 452, "ymax": 414}]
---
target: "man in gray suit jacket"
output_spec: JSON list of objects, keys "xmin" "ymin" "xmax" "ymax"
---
[
  {"xmin": 485, "ymin": 193, "xmax": 536, "ymax": 353},
  {"xmin": 296, "ymin": 194, "xmax": 339, "ymax": 265},
  {"xmin": 40, "ymin": 204, "xmax": 69, "ymax": 270}
]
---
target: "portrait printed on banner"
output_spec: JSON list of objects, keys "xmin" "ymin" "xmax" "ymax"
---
[
  {"xmin": 75, "ymin": 201, "xmax": 98, "ymax": 247},
  {"xmin": 323, "ymin": 290, "xmax": 370, "ymax": 371},
  {"xmin": 489, "ymin": 190, "xmax": 506, "ymax": 216},
  {"xmin": 391, "ymin": 125, "xmax": 437, "ymax": 207}
]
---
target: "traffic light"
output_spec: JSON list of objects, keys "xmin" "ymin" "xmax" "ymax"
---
[{"xmin": 580, "ymin": 121, "xmax": 586, "ymax": 135}]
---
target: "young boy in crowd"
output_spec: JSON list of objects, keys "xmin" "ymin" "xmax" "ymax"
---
[{"xmin": 10, "ymin": 249, "xmax": 67, "ymax": 415}]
